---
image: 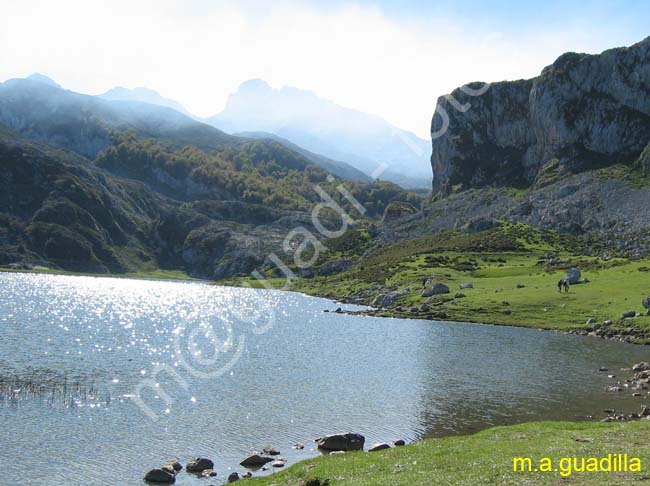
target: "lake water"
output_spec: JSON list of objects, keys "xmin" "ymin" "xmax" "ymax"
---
[{"xmin": 0, "ymin": 272, "xmax": 648, "ymax": 485}]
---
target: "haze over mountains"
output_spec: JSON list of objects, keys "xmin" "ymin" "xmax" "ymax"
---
[
  {"xmin": 208, "ymin": 79, "xmax": 432, "ymax": 189},
  {"xmin": 98, "ymin": 86, "xmax": 192, "ymax": 117},
  {"xmin": 0, "ymin": 74, "xmax": 414, "ymax": 277},
  {"xmin": 88, "ymin": 78, "xmax": 431, "ymax": 189}
]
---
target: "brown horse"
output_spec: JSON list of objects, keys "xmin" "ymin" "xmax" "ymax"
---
[{"xmin": 557, "ymin": 278, "xmax": 570, "ymax": 293}]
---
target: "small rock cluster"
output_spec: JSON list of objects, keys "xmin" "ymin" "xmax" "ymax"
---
[
  {"xmin": 600, "ymin": 362, "xmax": 650, "ymax": 422},
  {"xmin": 143, "ymin": 435, "xmax": 408, "ymax": 483}
]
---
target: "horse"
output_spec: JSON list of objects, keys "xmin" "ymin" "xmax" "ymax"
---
[{"xmin": 557, "ymin": 278, "xmax": 570, "ymax": 293}]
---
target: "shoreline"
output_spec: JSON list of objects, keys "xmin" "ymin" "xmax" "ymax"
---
[{"xmin": 3, "ymin": 266, "xmax": 648, "ymax": 345}]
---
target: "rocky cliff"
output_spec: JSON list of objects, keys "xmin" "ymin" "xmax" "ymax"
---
[{"xmin": 431, "ymin": 37, "xmax": 650, "ymax": 194}]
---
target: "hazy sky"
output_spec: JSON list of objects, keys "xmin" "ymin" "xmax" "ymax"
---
[{"xmin": 1, "ymin": 0, "xmax": 648, "ymax": 137}]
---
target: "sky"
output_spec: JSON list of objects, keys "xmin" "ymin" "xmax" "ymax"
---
[{"xmin": 1, "ymin": 0, "xmax": 648, "ymax": 138}]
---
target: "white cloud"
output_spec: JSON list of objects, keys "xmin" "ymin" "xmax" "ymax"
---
[{"xmin": 0, "ymin": 0, "xmax": 642, "ymax": 137}]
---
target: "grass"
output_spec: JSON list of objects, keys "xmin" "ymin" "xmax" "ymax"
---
[
  {"xmin": 225, "ymin": 223, "xmax": 650, "ymax": 343},
  {"xmin": 247, "ymin": 421, "xmax": 650, "ymax": 486}
]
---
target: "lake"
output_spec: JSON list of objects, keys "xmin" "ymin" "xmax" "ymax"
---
[{"xmin": 0, "ymin": 272, "xmax": 648, "ymax": 485}]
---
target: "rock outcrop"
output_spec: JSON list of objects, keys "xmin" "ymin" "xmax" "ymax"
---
[{"xmin": 431, "ymin": 37, "xmax": 650, "ymax": 194}]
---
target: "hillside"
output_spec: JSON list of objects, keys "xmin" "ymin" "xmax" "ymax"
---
[
  {"xmin": 234, "ymin": 131, "xmax": 372, "ymax": 183},
  {"xmin": 0, "ymin": 79, "xmax": 418, "ymax": 278}
]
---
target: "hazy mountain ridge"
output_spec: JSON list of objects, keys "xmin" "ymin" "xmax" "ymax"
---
[
  {"xmin": 98, "ymin": 86, "xmax": 192, "ymax": 116},
  {"xmin": 234, "ymin": 131, "xmax": 371, "ymax": 182},
  {"xmin": 208, "ymin": 79, "xmax": 432, "ymax": 189},
  {"xmin": 0, "ymin": 79, "xmax": 417, "ymax": 277}
]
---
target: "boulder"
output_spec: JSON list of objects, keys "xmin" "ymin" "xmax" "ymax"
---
[
  {"xmin": 144, "ymin": 469, "xmax": 176, "ymax": 484},
  {"xmin": 622, "ymin": 310, "xmax": 637, "ymax": 319},
  {"xmin": 454, "ymin": 292, "xmax": 466, "ymax": 299},
  {"xmin": 586, "ymin": 318, "xmax": 597, "ymax": 325},
  {"xmin": 201, "ymin": 469, "xmax": 217, "ymax": 477},
  {"xmin": 516, "ymin": 283, "xmax": 525, "ymax": 288},
  {"xmin": 316, "ymin": 433, "xmax": 365, "ymax": 451},
  {"xmin": 371, "ymin": 293, "xmax": 396, "ymax": 308},
  {"xmin": 240, "ymin": 454, "xmax": 274, "ymax": 468},
  {"xmin": 160, "ymin": 465, "xmax": 176, "ymax": 475},
  {"xmin": 262, "ymin": 445, "xmax": 280, "ymax": 456},
  {"xmin": 632, "ymin": 362, "xmax": 650, "ymax": 372},
  {"xmin": 227, "ymin": 472, "xmax": 240, "ymax": 482},
  {"xmin": 565, "ymin": 268, "xmax": 581, "ymax": 284},
  {"xmin": 421, "ymin": 283, "xmax": 450, "ymax": 297},
  {"xmin": 368, "ymin": 443, "xmax": 391, "ymax": 452},
  {"xmin": 186, "ymin": 458, "xmax": 214, "ymax": 473},
  {"xmin": 459, "ymin": 283, "xmax": 474, "ymax": 289},
  {"xmin": 393, "ymin": 439, "xmax": 406, "ymax": 447},
  {"xmin": 271, "ymin": 460, "xmax": 286, "ymax": 468},
  {"xmin": 292, "ymin": 443, "xmax": 305, "ymax": 450},
  {"xmin": 164, "ymin": 460, "xmax": 182, "ymax": 472},
  {"xmin": 643, "ymin": 296, "xmax": 650, "ymax": 310}
]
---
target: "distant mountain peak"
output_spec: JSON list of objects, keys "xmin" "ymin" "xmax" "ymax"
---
[
  {"xmin": 25, "ymin": 73, "xmax": 61, "ymax": 89},
  {"xmin": 238, "ymin": 78, "xmax": 272, "ymax": 93},
  {"xmin": 208, "ymin": 78, "xmax": 432, "ymax": 189},
  {"xmin": 98, "ymin": 86, "xmax": 191, "ymax": 116}
]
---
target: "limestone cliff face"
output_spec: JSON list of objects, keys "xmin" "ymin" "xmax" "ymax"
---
[{"xmin": 431, "ymin": 37, "xmax": 650, "ymax": 193}]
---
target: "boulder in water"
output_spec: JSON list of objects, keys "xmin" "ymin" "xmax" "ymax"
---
[
  {"xmin": 240, "ymin": 454, "xmax": 274, "ymax": 467},
  {"xmin": 144, "ymin": 469, "xmax": 176, "ymax": 484},
  {"xmin": 368, "ymin": 443, "xmax": 391, "ymax": 452},
  {"xmin": 186, "ymin": 458, "xmax": 214, "ymax": 473},
  {"xmin": 316, "ymin": 433, "xmax": 365, "ymax": 451}
]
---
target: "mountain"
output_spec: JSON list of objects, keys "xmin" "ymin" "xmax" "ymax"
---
[
  {"xmin": 0, "ymin": 76, "xmax": 237, "ymax": 159},
  {"xmin": 234, "ymin": 131, "xmax": 371, "ymax": 183},
  {"xmin": 207, "ymin": 79, "xmax": 432, "ymax": 189},
  {"xmin": 98, "ymin": 86, "xmax": 192, "ymax": 116},
  {"xmin": 25, "ymin": 73, "xmax": 62, "ymax": 88},
  {"xmin": 430, "ymin": 37, "xmax": 650, "ymax": 195},
  {"xmin": 0, "ymin": 78, "xmax": 416, "ymax": 277}
]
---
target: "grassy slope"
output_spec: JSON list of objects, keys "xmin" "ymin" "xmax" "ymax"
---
[
  {"xmin": 233, "ymin": 223, "xmax": 650, "ymax": 343},
  {"xmin": 247, "ymin": 421, "xmax": 650, "ymax": 486}
]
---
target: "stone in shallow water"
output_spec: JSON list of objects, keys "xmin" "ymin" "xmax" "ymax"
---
[
  {"xmin": 186, "ymin": 457, "xmax": 214, "ymax": 472},
  {"xmin": 164, "ymin": 460, "xmax": 182, "ymax": 472},
  {"xmin": 368, "ymin": 443, "xmax": 391, "ymax": 452},
  {"xmin": 632, "ymin": 362, "xmax": 650, "ymax": 372},
  {"xmin": 240, "ymin": 454, "xmax": 274, "ymax": 467},
  {"xmin": 144, "ymin": 468, "xmax": 176, "ymax": 484},
  {"xmin": 316, "ymin": 433, "xmax": 365, "ymax": 451},
  {"xmin": 262, "ymin": 445, "xmax": 280, "ymax": 455}
]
